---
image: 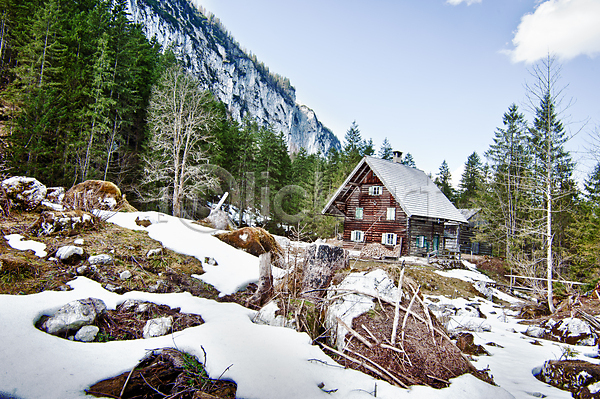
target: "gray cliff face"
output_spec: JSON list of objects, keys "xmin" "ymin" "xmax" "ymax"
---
[{"xmin": 126, "ymin": 0, "xmax": 340, "ymax": 155}]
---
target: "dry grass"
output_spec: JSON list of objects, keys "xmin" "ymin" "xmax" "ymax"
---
[{"xmin": 0, "ymin": 209, "xmax": 216, "ymax": 297}]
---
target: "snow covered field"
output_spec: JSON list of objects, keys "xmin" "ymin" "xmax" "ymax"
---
[{"xmin": 1, "ymin": 211, "xmax": 597, "ymax": 398}]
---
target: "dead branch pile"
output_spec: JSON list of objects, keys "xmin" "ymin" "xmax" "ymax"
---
[
  {"xmin": 321, "ymin": 280, "xmax": 493, "ymax": 389},
  {"xmin": 87, "ymin": 348, "xmax": 236, "ymax": 399}
]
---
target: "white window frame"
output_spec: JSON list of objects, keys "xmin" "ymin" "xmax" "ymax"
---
[
  {"xmin": 386, "ymin": 207, "xmax": 396, "ymax": 221},
  {"xmin": 351, "ymin": 230, "xmax": 365, "ymax": 242},
  {"xmin": 355, "ymin": 207, "xmax": 364, "ymax": 220},
  {"xmin": 368, "ymin": 186, "xmax": 382, "ymax": 196},
  {"xmin": 381, "ymin": 233, "xmax": 397, "ymax": 246},
  {"xmin": 416, "ymin": 235, "xmax": 426, "ymax": 248}
]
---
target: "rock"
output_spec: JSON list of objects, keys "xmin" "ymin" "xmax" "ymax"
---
[
  {"xmin": 455, "ymin": 332, "xmax": 490, "ymax": 356},
  {"xmin": 56, "ymin": 245, "xmax": 85, "ymax": 265},
  {"xmin": 135, "ymin": 216, "xmax": 152, "ymax": 227},
  {"xmin": 204, "ymin": 257, "xmax": 218, "ymax": 266},
  {"xmin": 143, "ymin": 316, "xmax": 173, "ymax": 338},
  {"xmin": 326, "ymin": 269, "xmax": 399, "ymax": 350},
  {"xmin": 252, "ymin": 300, "xmax": 294, "ymax": 328},
  {"xmin": 146, "ymin": 248, "xmax": 163, "ymax": 257},
  {"xmin": 201, "ymin": 209, "xmax": 235, "ymax": 230},
  {"xmin": 214, "ymin": 227, "xmax": 282, "ymax": 257},
  {"xmin": 75, "ymin": 325, "xmax": 100, "ymax": 342},
  {"xmin": 536, "ymin": 360, "xmax": 600, "ymax": 398},
  {"xmin": 1, "ymin": 176, "xmax": 47, "ymax": 210},
  {"xmin": 74, "ymin": 238, "xmax": 84, "ymax": 245},
  {"xmin": 41, "ymin": 298, "xmax": 107, "ymax": 335},
  {"xmin": 119, "ymin": 270, "xmax": 132, "ymax": 280},
  {"xmin": 76, "ymin": 264, "xmax": 97, "ymax": 276},
  {"xmin": 301, "ymin": 244, "xmax": 348, "ymax": 300},
  {"xmin": 525, "ymin": 317, "xmax": 596, "ymax": 346},
  {"xmin": 31, "ymin": 210, "xmax": 95, "ymax": 236},
  {"xmin": 63, "ymin": 180, "xmax": 128, "ymax": 211},
  {"xmin": 148, "ymin": 280, "xmax": 165, "ymax": 293},
  {"xmin": 46, "ymin": 186, "xmax": 65, "ymax": 204},
  {"xmin": 89, "ymin": 254, "xmax": 112, "ymax": 265},
  {"xmin": 121, "ymin": 299, "xmax": 150, "ymax": 313}
]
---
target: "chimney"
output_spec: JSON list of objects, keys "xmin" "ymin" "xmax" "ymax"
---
[{"xmin": 392, "ymin": 150, "xmax": 403, "ymax": 163}]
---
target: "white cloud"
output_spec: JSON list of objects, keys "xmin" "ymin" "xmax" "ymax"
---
[
  {"xmin": 507, "ymin": 0, "xmax": 600, "ymax": 63},
  {"xmin": 446, "ymin": 0, "xmax": 482, "ymax": 5}
]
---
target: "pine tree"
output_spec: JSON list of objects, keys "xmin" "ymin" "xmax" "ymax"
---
[
  {"xmin": 434, "ymin": 160, "xmax": 455, "ymax": 202},
  {"xmin": 378, "ymin": 138, "xmax": 393, "ymax": 160},
  {"xmin": 401, "ymin": 152, "xmax": 416, "ymax": 168},
  {"xmin": 478, "ymin": 103, "xmax": 530, "ymax": 261},
  {"xmin": 343, "ymin": 121, "xmax": 363, "ymax": 166},
  {"xmin": 457, "ymin": 152, "xmax": 482, "ymax": 207},
  {"xmin": 526, "ymin": 55, "xmax": 577, "ymax": 312}
]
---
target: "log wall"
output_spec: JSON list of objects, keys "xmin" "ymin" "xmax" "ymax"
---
[{"xmin": 342, "ymin": 171, "xmax": 408, "ymax": 255}]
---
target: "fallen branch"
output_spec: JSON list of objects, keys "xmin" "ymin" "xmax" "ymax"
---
[
  {"xmin": 336, "ymin": 316, "xmax": 373, "ymax": 348},
  {"xmin": 401, "ymin": 285, "xmax": 420, "ymax": 345},
  {"xmin": 361, "ymin": 324, "xmax": 380, "ymax": 344},
  {"xmin": 319, "ymin": 343, "xmax": 408, "ymax": 389},
  {"xmin": 327, "ymin": 288, "xmax": 454, "ymax": 344},
  {"xmin": 139, "ymin": 373, "xmax": 167, "ymax": 397},
  {"xmin": 119, "ymin": 365, "xmax": 137, "ymax": 398},
  {"xmin": 390, "ymin": 266, "xmax": 404, "ymax": 345},
  {"xmin": 409, "ymin": 283, "xmax": 435, "ymax": 345},
  {"xmin": 342, "ymin": 345, "xmax": 412, "ymax": 389}
]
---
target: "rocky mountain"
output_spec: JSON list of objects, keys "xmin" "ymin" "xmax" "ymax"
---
[{"xmin": 125, "ymin": 0, "xmax": 341, "ymax": 155}]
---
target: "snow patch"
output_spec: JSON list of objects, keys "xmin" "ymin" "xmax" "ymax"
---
[{"xmin": 4, "ymin": 234, "xmax": 47, "ymax": 257}]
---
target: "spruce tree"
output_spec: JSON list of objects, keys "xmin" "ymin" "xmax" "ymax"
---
[
  {"xmin": 434, "ymin": 160, "xmax": 455, "ymax": 202},
  {"xmin": 457, "ymin": 152, "xmax": 482, "ymax": 207},
  {"xmin": 378, "ymin": 138, "xmax": 393, "ymax": 160}
]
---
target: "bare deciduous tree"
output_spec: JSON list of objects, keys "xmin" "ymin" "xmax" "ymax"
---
[{"xmin": 142, "ymin": 65, "xmax": 217, "ymax": 217}]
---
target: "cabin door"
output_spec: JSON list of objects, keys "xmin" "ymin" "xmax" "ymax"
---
[{"xmin": 432, "ymin": 235, "xmax": 440, "ymax": 252}]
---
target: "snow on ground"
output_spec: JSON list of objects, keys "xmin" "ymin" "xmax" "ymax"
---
[
  {"xmin": 103, "ymin": 211, "xmax": 284, "ymax": 296},
  {"xmin": 1, "ymin": 211, "xmax": 595, "ymax": 398},
  {"xmin": 4, "ymin": 233, "xmax": 47, "ymax": 257}
]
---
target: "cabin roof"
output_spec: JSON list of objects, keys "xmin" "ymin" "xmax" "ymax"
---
[{"xmin": 322, "ymin": 156, "xmax": 468, "ymax": 224}]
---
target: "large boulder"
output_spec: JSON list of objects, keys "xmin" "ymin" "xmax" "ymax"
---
[
  {"xmin": 201, "ymin": 209, "xmax": 235, "ymax": 230},
  {"xmin": 63, "ymin": 180, "xmax": 131, "ymax": 211},
  {"xmin": 1, "ymin": 176, "xmax": 47, "ymax": 210},
  {"xmin": 536, "ymin": 360, "xmax": 600, "ymax": 398},
  {"xmin": 214, "ymin": 227, "xmax": 282, "ymax": 257},
  {"xmin": 30, "ymin": 210, "xmax": 95, "ymax": 236},
  {"xmin": 40, "ymin": 298, "xmax": 107, "ymax": 336},
  {"xmin": 525, "ymin": 317, "xmax": 597, "ymax": 346}
]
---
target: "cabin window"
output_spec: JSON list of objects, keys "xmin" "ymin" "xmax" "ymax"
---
[
  {"xmin": 416, "ymin": 235, "xmax": 427, "ymax": 248},
  {"xmin": 351, "ymin": 230, "xmax": 364, "ymax": 242},
  {"xmin": 381, "ymin": 233, "xmax": 397, "ymax": 246},
  {"xmin": 355, "ymin": 207, "xmax": 363, "ymax": 220},
  {"xmin": 386, "ymin": 207, "xmax": 396, "ymax": 220},
  {"xmin": 368, "ymin": 186, "xmax": 382, "ymax": 196}
]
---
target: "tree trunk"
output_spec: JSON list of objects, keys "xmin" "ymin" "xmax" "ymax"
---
[
  {"xmin": 301, "ymin": 244, "xmax": 348, "ymax": 300},
  {"xmin": 247, "ymin": 252, "xmax": 273, "ymax": 307}
]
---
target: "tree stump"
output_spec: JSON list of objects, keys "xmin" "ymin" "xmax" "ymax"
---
[
  {"xmin": 247, "ymin": 253, "xmax": 273, "ymax": 307},
  {"xmin": 301, "ymin": 244, "xmax": 348, "ymax": 300}
]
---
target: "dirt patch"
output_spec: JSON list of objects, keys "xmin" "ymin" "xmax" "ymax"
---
[{"xmin": 87, "ymin": 348, "xmax": 236, "ymax": 399}]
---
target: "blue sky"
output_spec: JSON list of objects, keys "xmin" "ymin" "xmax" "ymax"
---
[{"xmin": 194, "ymin": 0, "xmax": 600, "ymax": 184}]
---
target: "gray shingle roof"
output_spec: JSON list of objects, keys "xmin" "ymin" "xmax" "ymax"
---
[{"xmin": 323, "ymin": 156, "xmax": 467, "ymax": 223}]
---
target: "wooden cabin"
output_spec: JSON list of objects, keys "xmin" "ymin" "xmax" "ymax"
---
[
  {"xmin": 458, "ymin": 208, "xmax": 492, "ymax": 255},
  {"xmin": 322, "ymin": 153, "xmax": 467, "ymax": 256}
]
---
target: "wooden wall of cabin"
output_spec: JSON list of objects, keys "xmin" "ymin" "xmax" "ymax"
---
[
  {"xmin": 342, "ymin": 170, "xmax": 408, "ymax": 255},
  {"xmin": 407, "ymin": 216, "xmax": 445, "ymax": 256}
]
